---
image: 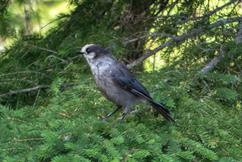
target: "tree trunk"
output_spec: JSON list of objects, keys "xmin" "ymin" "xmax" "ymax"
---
[
  {"xmin": 23, "ymin": 0, "xmax": 33, "ymax": 35},
  {"xmin": 120, "ymin": 0, "xmax": 168, "ymax": 64}
]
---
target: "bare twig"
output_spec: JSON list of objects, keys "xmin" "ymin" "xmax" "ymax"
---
[
  {"xmin": 33, "ymin": 89, "xmax": 40, "ymax": 108},
  {"xmin": 200, "ymin": 18, "xmax": 242, "ymax": 74},
  {"xmin": 200, "ymin": 48, "xmax": 225, "ymax": 74},
  {"xmin": 0, "ymin": 85, "xmax": 50, "ymax": 98},
  {"xmin": 28, "ymin": 44, "xmax": 58, "ymax": 54},
  {"xmin": 29, "ymin": 44, "xmax": 81, "ymax": 65},
  {"xmin": 124, "ymin": 32, "xmax": 178, "ymax": 45},
  {"xmin": 45, "ymin": 55, "xmax": 68, "ymax": 64},
  {"xmin": 0, "ymin": 78, "xmax": 36, "ymax": 84},
  {"xmin": 0, "ymin": 71, "xmax": 49, "ymax": 78},
  {"xmin": 127, "ymin": 16, "xmax": 242, "ymax": 68},
  {"xmin": 155, "ymin": 0, "xmax": 238, "ymax": 23},
  {"xmin": 197, "ymin": 0, "xmax": 238, "ymax": 19},
  {"xmin": 40, "ymin": 14, "xmax": 68, "ymax": 30}
]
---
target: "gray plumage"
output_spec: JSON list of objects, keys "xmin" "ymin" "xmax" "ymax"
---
[{"xmin": 80, "ymin": 44, "xmax": 174, "ymax": 121}]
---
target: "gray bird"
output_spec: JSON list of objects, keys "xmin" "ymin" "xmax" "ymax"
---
[{"xmin": 80, "ymin": 44, "xmax": 174, "ymax": 121}]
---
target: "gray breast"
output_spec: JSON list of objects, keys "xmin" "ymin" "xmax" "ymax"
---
[{"xmin": 93, "ymin": 60, "xmax": 138, "ymax": 107}]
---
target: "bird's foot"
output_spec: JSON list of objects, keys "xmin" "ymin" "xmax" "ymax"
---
[
  {"xmin": 117, "ymin": 115, "xmax": 126, "ymax": 122},
  {"xmin": 117, "ymin": 107, "xmax": 130, "ymax": 121},
  {"xmin": 129, "ymin": 109, "xmax": 140, "ymax": 115},
  {"xmin": 102, "ymin": 106, "xmax": 122, "ymax": 120}
]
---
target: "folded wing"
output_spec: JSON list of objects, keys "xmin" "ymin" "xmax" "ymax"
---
[{"xmin": 111, "ymin": 64, "xmax": 174, "ymax": 122}]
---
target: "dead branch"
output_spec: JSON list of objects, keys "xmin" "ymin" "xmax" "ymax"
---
[
  {"xmin": 0, "ymin": 70, "xmax": 50, "ymax": 78},
  {"xmin": 0, "ymin": 85, "xmax": 50, "ymax": 98},
  {"xmin": 127, "ymin": 16, "xmax": 242, "ymax": 69},
  {"xmin": 200, "ymin": 18, "xmax": 242, "ymax": 74},
  {"xmin": 196, "ymin": 0, "xmax": 238, "ymax": 19},
  {"xmin": 155, "ymin": 0, "xmax": 238, "ymax": 24},
  {"xmin": 124, "ymin": 32, "xmax": 178, "ymax": 45},
  {"xmin": 200, "ymin": 48, "xmax": 225, "ymax": 74},
  {"xmin": 124, "ymin": 0, "xmax": 234, "ymax": 46}
]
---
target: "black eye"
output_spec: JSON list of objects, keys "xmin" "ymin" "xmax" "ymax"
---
[{"xmin": 86, "ymin": 47, "xmax": 91, "ymax": 53}]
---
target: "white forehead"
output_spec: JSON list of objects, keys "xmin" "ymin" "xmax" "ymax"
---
[{"xmin": 81, "ymin": 44, "xmax": 95, "ymax": 53}]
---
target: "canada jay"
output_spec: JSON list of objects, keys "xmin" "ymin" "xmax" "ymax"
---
[{"xmin": 80, "ymin": 44, "xmax": 174, "ymax": 121}]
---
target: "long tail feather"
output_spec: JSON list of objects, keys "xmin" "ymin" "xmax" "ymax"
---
[
  {"xmin": 128, "ymin": 89, "xmax": 174, "ymax": 122},
  {"xmin": 149, "ymin": 100, "xmax": 175, "ymax": 122}
]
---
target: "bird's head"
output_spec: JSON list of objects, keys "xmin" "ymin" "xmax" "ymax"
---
[{"xmin": 80, "ymin": 44, "xmax": 109, "ymax": 61}]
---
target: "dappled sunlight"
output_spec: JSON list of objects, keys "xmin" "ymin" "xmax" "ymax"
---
[
  {"xmin": 40, "ymin": 1, "xmax": 74, "ymax": 32},
  {"xmin": 0, "ymin": 1, "xmax": 74, "ymax": 50}
]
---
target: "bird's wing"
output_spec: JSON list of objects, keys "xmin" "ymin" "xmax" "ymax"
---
[
  {"xmin": 111, "ymin": 64, "xmax": 152, "ymax": 100},
  {"xmin": 111, "ymin": 63, "xmax": 174, "ymax": 122}
]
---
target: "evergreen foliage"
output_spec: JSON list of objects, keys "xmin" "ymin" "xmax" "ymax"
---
[
  {"xmin": 0, "ymin": 0, "xmax": 241, "ymax": 161},
  {"xmin": 0, "ymin": 70, "xmax": 241, "ymax": 161}
]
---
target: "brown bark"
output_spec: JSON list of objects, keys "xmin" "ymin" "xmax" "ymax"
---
[
  {"xmin": 121, "ymin": 0, "xmax": 168, "ymax": 63},
  {"xmin": 23, "ymin": 1, "xmax": 33, "ymax": 35}
]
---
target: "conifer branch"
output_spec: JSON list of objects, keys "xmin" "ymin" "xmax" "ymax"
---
[{"xmin": 127, "ymin": 16, "xmax": 242, "ymax": 69}]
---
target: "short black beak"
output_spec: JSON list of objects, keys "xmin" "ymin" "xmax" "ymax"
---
[
  {"xmin": 76, "ymin": 47, "xmax": 84, "ymax": 55},
  {"xmin": 76, "ymin": 51, "xmax": 84, "ymax": 55}
]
